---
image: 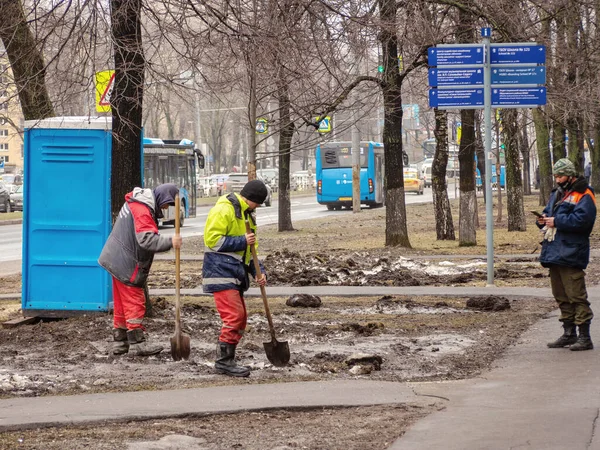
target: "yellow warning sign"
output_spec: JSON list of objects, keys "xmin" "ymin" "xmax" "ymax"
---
[{"xmin": 95, "ymin": 70, "xmax": 115, "ymax": 113}]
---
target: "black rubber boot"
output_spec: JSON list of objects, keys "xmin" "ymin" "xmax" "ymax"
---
[
  {"xmin": 215, "ymin": 341, "xmax": 250, "ymax": 377},
  {"xmin": 112, "ymin": 328, "xmax": 129, "ymax": 355},
  {"xmin": 126, "ymin": 329, "xmax": 163, "ymax": 356},
  {"xmin": 570, "ymin": 323, "xmax": 594, "ymax": 351},
  {"xmin": 547, "ymin": 322, "xmax": 578, "ymax": 348}
]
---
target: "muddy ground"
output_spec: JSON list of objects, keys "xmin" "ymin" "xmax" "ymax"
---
[{"xmin": 0, "ymin": 194, "xmax": 596, "ymax": 449}]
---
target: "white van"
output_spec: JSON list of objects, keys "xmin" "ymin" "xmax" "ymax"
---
[{"xmin": 422, "ymin": 164, "xmax": 432, "ymax": 188}]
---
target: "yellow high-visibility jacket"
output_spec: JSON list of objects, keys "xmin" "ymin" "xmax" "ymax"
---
[{"xmin": 202, "ymin": 193, "xmax": 263, "ymax": 292}]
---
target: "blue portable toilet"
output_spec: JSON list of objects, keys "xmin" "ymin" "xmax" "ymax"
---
[{"xmin": 22, "ymin": 116, "xmax": 112, "ymax": 316}]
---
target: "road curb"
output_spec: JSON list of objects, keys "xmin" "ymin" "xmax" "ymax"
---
[{"xmin": 0, "ymin": 219, "xmax": 22, "ymax": 226}]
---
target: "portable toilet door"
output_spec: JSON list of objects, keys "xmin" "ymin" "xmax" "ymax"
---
[{"xmin": 22, "ymin": 117, "xmax": 112, "ymax": 316}]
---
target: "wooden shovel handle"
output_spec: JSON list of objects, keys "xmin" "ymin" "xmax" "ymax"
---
[
  {"xmin": 174, "ymin": 195, "xmax": 181, "ymax": 332},
  {"xmin": 245, "ymin": 220, "xmax": 277, "ymax": 340}
]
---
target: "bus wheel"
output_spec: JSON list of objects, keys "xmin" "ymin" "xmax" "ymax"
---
[{"xmin": 326, "ymin": 205, "xmax": 334, "ymax": 211}]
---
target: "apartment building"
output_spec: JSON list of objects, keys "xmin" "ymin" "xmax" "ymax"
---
[{"xmin": 0, "ymin": 55, "xmax": 25, "ymax": 173}]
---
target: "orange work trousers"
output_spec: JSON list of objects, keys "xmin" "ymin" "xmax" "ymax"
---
[
  {"xmin": 112, "ymin": 277, "xmax": 146, "ymax": 330},
  {"xmin": 214, "ymin": 289, "xmax": 247, "ymax": 344}
]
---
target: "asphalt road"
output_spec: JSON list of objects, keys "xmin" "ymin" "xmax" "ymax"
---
[{"xmin": 0, "ymin": 186, "xmax": 453, "ymax": 274}]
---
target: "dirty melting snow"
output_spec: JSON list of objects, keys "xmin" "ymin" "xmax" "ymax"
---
[{"xmin": 263, "ymin": 250, "xmax": 490, "ymax": 286}]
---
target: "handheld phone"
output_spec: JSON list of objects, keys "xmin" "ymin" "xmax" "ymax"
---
[{"xmin": 530, "ymin": 210, "xmax": 543, "ymax": 218}]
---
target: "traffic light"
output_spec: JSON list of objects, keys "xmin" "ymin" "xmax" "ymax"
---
[{"xmin": 403, "ymin": 151, "xmax": 409, "ymax": 166}]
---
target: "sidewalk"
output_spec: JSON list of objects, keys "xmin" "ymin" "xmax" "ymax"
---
[
  {"xmin": 391, "ymin": 299, "xmax": 600, "ymax": 450},
  {"xmin": 1, "ymin": 283, "xmax": 600, "ymax": 450}
]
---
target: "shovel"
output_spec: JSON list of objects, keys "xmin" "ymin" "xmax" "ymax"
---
[
  {"xmin": 245, "ymin": 220, "xmax": 290, "ymax": 367},
  {"xmin": 170, "ymin": 195, "xmax": 191, "ymax": 361}
]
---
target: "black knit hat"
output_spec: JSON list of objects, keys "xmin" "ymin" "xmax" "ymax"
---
[{"xmin": 241, "ymin": 179, "xmax": 268, "ymax": 204}]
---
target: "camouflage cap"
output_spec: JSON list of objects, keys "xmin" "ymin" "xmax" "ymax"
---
[{"xmin": 552, "ymin": 158, "xmax": 577, "ymax": 177}]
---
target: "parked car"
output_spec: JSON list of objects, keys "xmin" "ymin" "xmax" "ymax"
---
[
  {"xmin": 422, "ymin": 165, "xmax": 432, "ymax": 188},
  {"xmin": 224, "ymin": 173, "xmax": 272, "ymax": 207},
  {"xmin": 404, "ymin": 168, "xmax": 424, "ymax": 195},
  {"xmin": 0, "ymin": 183, "xmax": 10, "ymax": 213},
  {"xmin": 257, "ymin": 168, "xmax": 279, "ymax": 192},
  {"xmin": 197, "ymin": 176, "xmax": 219, "ymax": 198},
  {"xmin": 9, "ymin": 184, "xmax": 23, "ymax": 211}
]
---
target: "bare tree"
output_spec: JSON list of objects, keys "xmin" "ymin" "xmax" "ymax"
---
[
  {"xmin": 432, "ymin": 108, "xmax": 455, "ymax": 239},
  {"xmin": 0, "ymin": 0, "xmax": 54, "ymax": 119}
]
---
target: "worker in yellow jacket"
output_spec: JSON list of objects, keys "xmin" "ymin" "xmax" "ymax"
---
[{"xmin": 202, "ymin": 180, "xmax": 268, "ymax": 377}]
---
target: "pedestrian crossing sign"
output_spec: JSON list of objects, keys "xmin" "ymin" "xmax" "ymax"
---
[
  {"xmin": 316, "ymin": 116, "xmax": 332, "ymax": 133},
  {"xmin": 256, "ymin": 118, "xmax": 268, "ymax": 134},
  {"xmin": 95, "ymin": 70, "xmax": 115, "ymax": 113}
]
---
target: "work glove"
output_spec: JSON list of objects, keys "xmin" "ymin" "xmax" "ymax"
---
[{"xmin": 542, "ymin": 226, "xmax": 556, "ymax": 242}]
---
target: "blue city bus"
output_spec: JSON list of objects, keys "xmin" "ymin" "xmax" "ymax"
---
[
  {"xmin": 143, "ymin": 138, "xmax": 204, "ymax": 225},
  {"xmin": 476, "ymin": 164, "xmax": 506, "ymax": 190},
  {"xmin": 316, "ymin": 141, "xmax": 385, "ymax": 210}
]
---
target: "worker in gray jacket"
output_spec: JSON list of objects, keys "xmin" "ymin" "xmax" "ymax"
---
[{"xmin": 99, "ymin": 184, "xmax": 183, "ymax": 356}]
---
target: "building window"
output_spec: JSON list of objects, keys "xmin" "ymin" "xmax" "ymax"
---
[
  {"xmin": 0, "ymin": 117, "xmax": 6, "ymax": 125},
  {"xmin": 0, "ymin": 143, "xmax": 8, "ymax": 151},
  {"xmin": 0, "ymin": 129, "xmax": 7, "ymax": 137},
  {"xmin": 0, "ymin": 90, "xmax": 6, "ymax": 98},
  {"xmin": 0, "ymin": 156, "xmax": 8, "ymax": 163},
  {"xmin": 0, "ymin": 102, "xmax": 7, "ymax": 111}
]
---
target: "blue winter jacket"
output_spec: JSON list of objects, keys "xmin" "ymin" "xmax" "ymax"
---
[{"xmin": 538, "ymin": 176, "xmax": 596, "ymax": 269}]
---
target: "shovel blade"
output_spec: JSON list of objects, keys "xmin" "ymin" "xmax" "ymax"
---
[
  {"xmin": 170, "ymin": 332, "xmax": 191, "ymax": 361},
  {"xmin": 263, "ymin": 339, "xmax": 290, "ymax": 367}
]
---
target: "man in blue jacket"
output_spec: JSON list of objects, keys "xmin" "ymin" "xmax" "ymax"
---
[
  {"xmin": 537, "ymin": 159, "xmax": 596, "ymax": 351},
  {"xmin": 203, "ymin": 180, "xmax": 268, "ymax": 377}
]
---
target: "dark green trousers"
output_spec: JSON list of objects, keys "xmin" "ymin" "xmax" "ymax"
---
[{"xmin": 549, "ymin": 266, "xmax": 594, "ymax": 325}]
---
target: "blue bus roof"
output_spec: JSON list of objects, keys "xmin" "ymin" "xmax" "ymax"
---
[{"xmin": 143, "ymin": 137, "xmax": 195, "ymax": 146}]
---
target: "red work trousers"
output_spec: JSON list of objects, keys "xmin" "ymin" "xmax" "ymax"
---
[
  {"xmin": 112, "ymin": 277, "xmax": 146, "ymax": 330},
  {"xmin": 213, "ymin": 289, "xmax": 247, "ymax": 344}
]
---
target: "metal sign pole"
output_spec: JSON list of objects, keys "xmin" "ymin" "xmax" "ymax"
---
[{"xmin": 482, "ymin": 28, "xmax": 494, "ymax": 286}]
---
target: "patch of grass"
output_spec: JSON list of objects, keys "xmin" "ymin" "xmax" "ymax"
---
[{"xmin": 0, "ymin": 211, "xmax": 22, "ymax": 221}]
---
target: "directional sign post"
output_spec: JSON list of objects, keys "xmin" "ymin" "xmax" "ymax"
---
[
  {"xmin": 490, "ymin": 45, "xmax": 546, "ymax": 65},
  {"xmin": 428, "ymin": 68, "xmax": 484, "ymax": 87},
  {"xmin": 427, "ymin": 29, "xmax": 547, "ymax": 287},
  {"xmin": 428, "ymin": 45, "xmax": 484, "ymax": 66},
  {"xmin": 491, "ymin": 67, "xmax": 546, "ymax": 85},
  {"xmin": 429, "ymin": 88, "xmax": 484, "ymax": 108},
  {"xmin": 492, "ymin": 87, "xmax": 547, "ymax": 107}
]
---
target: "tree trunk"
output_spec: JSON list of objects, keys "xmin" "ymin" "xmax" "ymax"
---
[
  {"xmin": 532, "ymin": 108, "xmax": 552, "ymax": 205},
  {"xmin": 379, "ymin": 0, "xmax": 410, "ymax": 248},
  {"xmin": 552, "ymin": 121, "xmax": 566, "ymax": 161},
  {"xmin": 520, "ymin": 112, "xmax": 531, "ymax": 195},
  {"xmin": 432, "ymin": 109, "xmax": 455, "ymax": 240},
  {"xmin": 458, "ymin": 109, "xmax": 477, "ymax": 246},
  {"xmin": 593, "ymin": 117, "xmax": 600, "ymax": 191},
  {"xmin": 0, "ymin": 0, "xmax": 54, "ymax": 120},
  {"xmin": 277, "ymin": 81, "xmax": 294, "ymax": 231},
  {"xmin": 502, "ymin": 109, "xmax": 526, "ymax": 232},
  {"xmin": 110, "ymin": 0, "xmax": 145, "ymax": 221},
  {"xmin": 494, "ymin": 115, "xmax": 503, "ymax": 224},
  {"xmin": 456, "ymin": 2, "xmax": 476, "ymax": 246}
]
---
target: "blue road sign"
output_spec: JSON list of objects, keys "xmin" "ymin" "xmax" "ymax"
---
[
  {"xmin": 491, "ymin": 67, "xmax": 546, "ymax": 85},
  {"xmin": 481, "ymin": 28, "xmax": 491, "ymax": 38},
  {"xmin": 429, "ymin": 88, "xmax": 484, "ymax": 108},
  {"xmin": 428, "ymin": 47, "xmax": 484, "ymax": 66},
  {"xmin": 491, "ymin": 87, "xmax": 546, "ymax": 106},
  {"xmin": 490, "ymin": 45, "xmax": 546, "ymax": 64},
  {"xmin": 428, "ymin": 68, "xmax": 484, "ymax": 87}
]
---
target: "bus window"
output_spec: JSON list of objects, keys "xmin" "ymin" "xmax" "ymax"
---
[{"xmin": 321, "ymin": 146, "xmax": 368, "ymax": 168}]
